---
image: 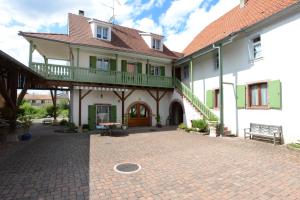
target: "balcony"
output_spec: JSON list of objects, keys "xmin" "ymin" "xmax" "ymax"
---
[{"xmin": 29, "ymin": 62, "xmax": 174, "ymax": 88}]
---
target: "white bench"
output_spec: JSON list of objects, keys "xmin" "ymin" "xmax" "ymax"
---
[{"xmin": 244, "ymin": 123, "xmax": 282, "ymax": 145}]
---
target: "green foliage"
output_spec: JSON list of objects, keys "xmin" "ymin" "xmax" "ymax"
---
[
  {"xmin": 58, "ymin": 99, "xmax": 69, "ymax": 110},
  {"xmin": 178, "ymin": 123, "xmax": 187, "ymax": 130},
  {"xmin": 59, "ymin": 119, "xmax": 68, "ymax": 126},
  {"xmin": 208, "ymin": 115, "xmax": 218, "ymax": 122},
  {"xmin": 67, "ymin": 122, "xmax": 76, "ymax": 131},
  {"xmin": 45, "ymin": 105, "xmax": 57, "ymax": 117},
  {"xmin": 191, "ymin": 119, "xmax": 208, "ymax": 132},
  {"xmin": 59, "ymin": 109, "xmax": 69, "ymax": 118},
  {"xmin": 155, "ymin": 114, "xmax": 161, "ymax": 123},
  {"xmin": 18, "ymin": 115, "xmax": 32, "ymax": 129},
  {"xmin": 19, "ymin": 101, "xmax": 36, "ymax": 117}
]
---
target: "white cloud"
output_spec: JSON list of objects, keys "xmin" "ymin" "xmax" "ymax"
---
[
  {"xmin": 122, "ymin": 17, "xmax": 163, "ymax": 35},
  {"xmin": 163, "ymin": 0, "xmax": 239, "ymax": 52}
]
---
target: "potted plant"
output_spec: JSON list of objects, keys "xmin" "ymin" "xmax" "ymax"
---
[
  {"xmin": 208, "ymin": 115, "xmax": 218, "ymax": 137},
  {"xmin": 18, "ymin": 116, "xmax": 33, "ymax": 141},
  {"xmin": 122, "ymin": 114, "xmax": 128, "ymax": 130},
  {"xmin": 155, "ymin": 114, "xmax": 162, "ymax": 128}
]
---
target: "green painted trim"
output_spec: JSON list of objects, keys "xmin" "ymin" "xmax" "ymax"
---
[
  {"xmin": 160, "ymin": 66, "xmax": 165, "ymax": 76},
  {"xmin": 268, "ymin": 80, "xmax": 281, "ymax": 109},
  {"xmin": 236, "ymin": 85, "xmax": 246, "ymax": 109},
  {"xmin": 76, "ymin": 48, "xmax": 80, "ymax": 67}
]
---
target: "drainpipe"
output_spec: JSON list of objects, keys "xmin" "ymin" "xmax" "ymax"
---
[
  {"xmin": 213, "ymin": 44, "xmax": 224, "ymax": 136},
  {"xmin": 212, "ymin": 35, "xmax": 236, "ymax": 137},
  {"xmin": 190, "ymin": 59, "xmax": 193, "ymax": 93}
]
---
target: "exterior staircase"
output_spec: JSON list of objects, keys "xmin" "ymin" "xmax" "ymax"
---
[
  {"xmin": 174, "ymin": 78, "xmax": 234, "ymax": 136},
  {"xmin": 174, "ymin": 78, "xmax": 218, "ymax": 120}
]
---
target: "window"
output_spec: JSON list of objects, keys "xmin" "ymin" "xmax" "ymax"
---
[
  {"xmin": 249, "ymin": 83, "xmax": 268, "ymax": 107},
  {"xmin": 183, "ymin": 65, "xmax": 189, "ymax": 79},
  {"xmin": 127, "ymin": 62, "xmax": 136, "ymax": 73},
  {"xmin": 152, "ymin": 38, "xmax": 161, "ymax": 50},
  {"xmin": 96, "ymin": 26, "xmax": 109, "ymax": 40},
  {"xmin": 96, "ymin": 105, "xmax": 110, "ymax": 123},
  {"xmin": 150, "ymin": 66, "xmax": 161, "ymax": 76},
  {"xmin": 252, "ymin": 36, "xmax": 262, "ymax": 59},
  {"xmin": 214, "ymin": 89, "xmax": 220, "ymax": 108},
  {"xmin": 96, "ymin": 58, "xmax": 109, "ymax": 71},
  {"xmin": 214, "ymin": 52, "xmax": 219, "ymax": 70}
]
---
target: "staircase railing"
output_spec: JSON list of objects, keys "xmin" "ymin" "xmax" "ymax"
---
[{"xmin": 174, "ymin": 78, "xmax": 219, "ymax": 121}]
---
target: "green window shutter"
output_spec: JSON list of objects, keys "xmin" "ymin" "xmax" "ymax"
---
[
  {"xmin": 121, "ymin": 60, "xmax": 127, "ymax": 72},
  {"xmin": 88, "ymin": 105, "xmax": 96, "ymax": 130},
  {"xmin": 137, "ymin": 62, "xmax": 142, "ymax": 74},
  {"xmin": 89, "ymin": 56, "xmax": 96, "ymax": 69},
  {"xmin": 109, "ymin": 105, "xmax": 117, "ymax": 122},
  {"xmin": 110, "ymin": 59, "xmax": 117, "ymax": 71},
  {"xmin": 206, "ymin": 90, "xmax": 214, "ymax": 109},
  {"xmin": 268, "ymin": 80, "xmax": 281, "ymax": 109},
  {"xmin": 160, "ymin": 66, "xmax": 165, "ymax": 76},
  {"xmin": 236, "ymin": 85, "xmax": 246, "ymax": 109},
  {"xmin": 146, "ymin": 64, "xmax": 149, "ymax": 74}
]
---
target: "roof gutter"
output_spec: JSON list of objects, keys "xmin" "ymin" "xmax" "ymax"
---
[{"xmin": 176, "ymin": 33, "xmax": 238, "ymax": 66}]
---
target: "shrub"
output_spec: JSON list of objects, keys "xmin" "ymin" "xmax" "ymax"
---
[
  {"xmin": 82, "ymin": 124, "xmax": 89, "ymax": 130},
  {"xmin": 60, "ymin": 119, "xmax": 68, "ymax": 126},
  {"xmin": 178, "ymin": 123, "xmax": 187, "ymax": 130},
  {"xmin": 191, "ymin": 119, "xmax": 208, "ymax": 132},
  {"xmin": 59, "ymin": 109, "xmax": 69, "ymax": 118},
  {"xmin": 67, "ymin": 122, "xmax": 76, "ymax": 131}
]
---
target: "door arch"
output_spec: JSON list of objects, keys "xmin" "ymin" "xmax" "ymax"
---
[
  {"xmin": 169, "ymin": 101, "xmax": 184, "ymax": 125},
  {"xmin": 127, "ymin": 102, "xmax": 152, "ymax": 127}
]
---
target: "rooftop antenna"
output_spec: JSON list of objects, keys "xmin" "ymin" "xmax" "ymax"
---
[{"xmin": 100, "ymin": 0, "xmax": 121, "ymax": 24}]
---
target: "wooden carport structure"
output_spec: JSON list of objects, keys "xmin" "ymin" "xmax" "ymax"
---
[{"xmin": 0, "ymin": 50, "xmax": 56, "ymax": 124}]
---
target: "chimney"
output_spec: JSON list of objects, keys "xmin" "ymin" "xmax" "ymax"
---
[
  {"xmin": 78, "ymin": 10, "xmax": 85, "ymax": 16},
  {"xmin": 240, "ymin": 0, "xmax": 247, "ymax": 8}
]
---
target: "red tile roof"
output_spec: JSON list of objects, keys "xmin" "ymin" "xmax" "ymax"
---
[
  {"xmin": 20, "ymin": 14, "xmax": 180, "ymax": 60},
  {"xmin": 183, "ymin": 0, "xmax": 299, "ymax": 56}
]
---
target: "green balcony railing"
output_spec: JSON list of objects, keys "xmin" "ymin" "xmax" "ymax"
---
[
  {"xmin": 30, "ymin": 62, "xmax": 174, "ymax": 88},
  {"xmin": 174, "ymin": 78, "xmax": 218, "ymax": 120}
]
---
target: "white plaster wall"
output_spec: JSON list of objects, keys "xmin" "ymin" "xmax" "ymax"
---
[
  {"xmin": 170, "ymin": 90, "xmax": 203, "ymax": 127},
  {"xmin": 189, "ymin": 12, "xmax": 300, "ymax": 143},
  {"xmin": 72, "ymin": 89, "xmax": 172, "ymax": 127}
]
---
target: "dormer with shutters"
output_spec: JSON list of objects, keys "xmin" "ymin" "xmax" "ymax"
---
[
  {"xmin": 89, "ymin": 19, "xmax": 112, "ymax": 41},
  {"xmin": 140, "ymin": 32, "xmax": 164, "ymax": 51}
]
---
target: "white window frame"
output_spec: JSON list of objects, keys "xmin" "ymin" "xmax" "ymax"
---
[
  {"xmin": 96, "ymin": 26, "xmax": 109, "ymax": 40},
  {"xmin": 96, "ymin": 104, "xmax": 110, "ymax": 123},
  {"xmin": 248, "ymin": 35, "xmax": 263, "ymax": 61},
  {"xmin": 152, "ymin": 38, "xmax": 161, "ymax": 50},
  {"xmin": 150, "ymin": 65, "xmax": 161, "ymax": 76},
  {"xmin": 96, "ymin": 58, "xmax": 110, "ymax": 71}
]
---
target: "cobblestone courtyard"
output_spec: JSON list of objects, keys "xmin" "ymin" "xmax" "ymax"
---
[{"xmin": 1, "ymin": 125, "xmax": 300, "ymax": 200}]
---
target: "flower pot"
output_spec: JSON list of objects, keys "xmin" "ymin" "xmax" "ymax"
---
[{"xmin": 208, "ymin": 121, "xmax": 218, "ymax": 137}]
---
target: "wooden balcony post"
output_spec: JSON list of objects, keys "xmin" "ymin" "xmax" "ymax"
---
[{"xmin": 50, "ymin": 87, "xmax": 58, "ymax": 121}]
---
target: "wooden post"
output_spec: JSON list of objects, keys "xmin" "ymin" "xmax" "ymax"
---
[
  {"xmin": 121, "ymin": 91, "xmax": 124, "ymax": 124},
  {"xmin": 78, "ymin": 89, "xmax": 82, "ymax": 126},
  {"xmin": 156, "ymin": 90, "xmax": 159, "ymax": 118},
  {"xmin": 50, "ymin": 88, "xmax": 57, "ymax": 121},
  {"xmin": 113, "ymin": 89, "xmax": 135, "ymax": 124}
]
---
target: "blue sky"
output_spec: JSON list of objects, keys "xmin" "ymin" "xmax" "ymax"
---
[{"xmin": 0, "ymin": 0, "xmax": 239, "ymax": 64}]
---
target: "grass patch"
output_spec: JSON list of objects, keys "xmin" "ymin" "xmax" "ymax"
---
[{"xmin": 287, "ymin": 143, "xmax": 300, "ymax": 151}]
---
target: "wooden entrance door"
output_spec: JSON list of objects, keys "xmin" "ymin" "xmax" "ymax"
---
[{"xmin": 128, "ymin": 103, "xmax": 151, "ymax": 127}]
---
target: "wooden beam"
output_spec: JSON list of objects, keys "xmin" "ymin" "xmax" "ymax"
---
[
  {"xmin": 50, "ymin": 88, "xmax": 57, "ymax": 120},
  {"xmin": 17, "ymin": 84, "xmax": 28, "ymax": 106},
  {"xmin": 78, "ymin": 89, "xmax": 82, "ymax": 126},
  {"xmin": 124, "ymin": 89, "xmax": 135, "ymax": 100},
  {"xmin": 121, "ymin": 91, "xmax": 125, "ymax": 124},
  {"xmin": 113, "ymin": 91, "xmax": 122, "ymax": 100},
  {"xmin": 158, "ymin": 91, "xmax": 168, "ymax": 101},
  {"xmin": 146, "ymin": 89, "xmax": 157, "ymax": 101},
  {"xmin": 80, "ymin": 90, "xmax": 92, "ymax": 100}
]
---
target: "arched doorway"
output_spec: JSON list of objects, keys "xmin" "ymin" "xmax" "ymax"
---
[
  {"xmin": 127, "ymin": 102, "xmax": 151, "ymax": 127},
  {"xmin": 169, "ymin": 101, "xmax": 184, "ymax": 125}
]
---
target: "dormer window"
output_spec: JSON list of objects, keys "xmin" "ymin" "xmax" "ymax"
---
[
  {"xmin": 152, "ymin": 38, "xmax": 161, "ymax": 50},
  {"xmin": 97, "ymin": 26, "xmax": 109, "ymax": 40}
]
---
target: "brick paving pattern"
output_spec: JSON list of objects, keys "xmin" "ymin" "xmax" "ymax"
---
[{"xmin": 1, "ymin": 125, "xmax": 300, "ymax": 200}]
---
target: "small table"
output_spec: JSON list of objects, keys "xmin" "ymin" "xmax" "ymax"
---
[{"xmin": 98, "ymin": 122, "xmax": 121, "ymax": 136}]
